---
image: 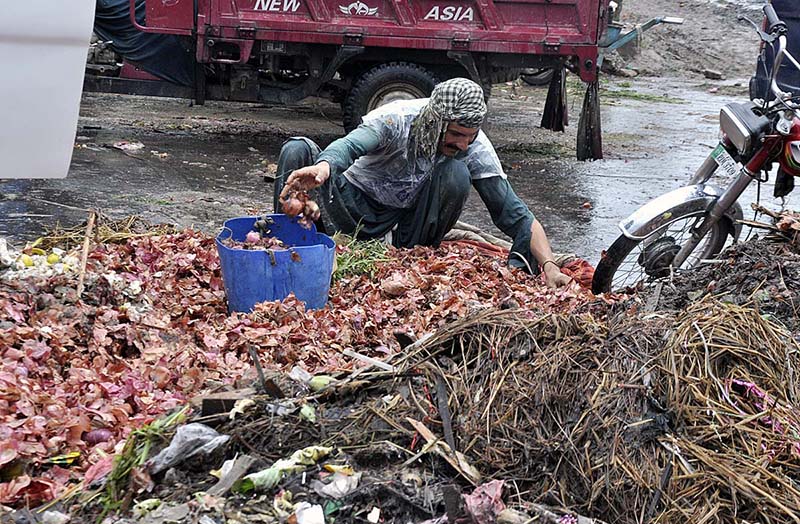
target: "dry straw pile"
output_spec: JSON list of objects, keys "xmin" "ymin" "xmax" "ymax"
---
[
  {"xmin": 268, "ymin": 296, "xmax": 797, "ymax": 523},
  {"xmin": 215, "ymin": 295, "xmax": 800, "ymax": 522}
]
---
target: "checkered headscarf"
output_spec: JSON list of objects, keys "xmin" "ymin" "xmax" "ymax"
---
[{"xmin": 411, "ymin": 78, "xmax": 487, "ymax": 160}]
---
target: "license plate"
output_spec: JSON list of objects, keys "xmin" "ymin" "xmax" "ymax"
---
[{"xmin": 711, "ymin": 144, "xmax": 740, "ymax": 179}]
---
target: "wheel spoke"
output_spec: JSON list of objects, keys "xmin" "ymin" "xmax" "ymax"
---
[{"xmin": 606, "ymin": 215, "xmax": 731, "ymax": 292}]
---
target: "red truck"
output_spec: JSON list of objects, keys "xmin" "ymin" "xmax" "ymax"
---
[{"xmin": 87, "ymin": 0, "xmax": 611, "ymax": 140}]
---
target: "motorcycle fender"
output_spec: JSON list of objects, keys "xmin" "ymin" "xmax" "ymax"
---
[{"xmin": 619, "ymin": 184, "xmax": 744, "ymax": 241}]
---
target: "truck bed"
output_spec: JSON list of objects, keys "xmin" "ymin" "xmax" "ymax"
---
[{"xmin": 141, "ymin": 0, "xmax": 608, "ymax": 80}]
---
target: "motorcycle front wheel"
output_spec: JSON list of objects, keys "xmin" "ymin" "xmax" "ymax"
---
[{"xmin": 591, "ymin": 214, "xmax": 733, "ymax": 294}]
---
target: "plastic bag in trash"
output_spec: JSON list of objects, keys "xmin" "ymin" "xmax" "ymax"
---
[{"xmin": 147, "ymin": 423, "xmax": 230, "ymax": 475}]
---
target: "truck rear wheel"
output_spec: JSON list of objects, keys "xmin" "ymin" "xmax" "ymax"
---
[
  {"xmin": 520, "ymin": 68, "xmax": 556, "ymax": 87},
  {"xmin": 342, "ymin": 62, "xmax": 438, "ymax": 132}
]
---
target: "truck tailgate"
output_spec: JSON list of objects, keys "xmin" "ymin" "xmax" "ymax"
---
[{"xmin": 208, "ymin": 0, "xmax": 605, "ymax": 52}]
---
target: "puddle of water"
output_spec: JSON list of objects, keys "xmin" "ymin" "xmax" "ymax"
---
[
  {"xmin": 502, "ymin": 78, "xmax": 796, "ymax": 264},
  {"xmin": 0, "ymin": 134, "xmax": 268, "ymax": 240}
]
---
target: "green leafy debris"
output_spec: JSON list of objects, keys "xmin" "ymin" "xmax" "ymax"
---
[{"xmin": 332, "ymin": 233, "xmax": 391, "ymax": 281}]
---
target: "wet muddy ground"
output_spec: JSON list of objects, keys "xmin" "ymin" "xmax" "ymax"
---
[
  {"xmin": 0, "ymin": 0, "xmax": 792, "ymax": 265},
  {"xmin": 2, "ymin": 75, "xmax": 793, "ymax": 265}
]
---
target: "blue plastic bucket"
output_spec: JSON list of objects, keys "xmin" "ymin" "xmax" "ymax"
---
[{"xmin": 215, "ymin": 215, "xmax": 336, "ymax": 312}]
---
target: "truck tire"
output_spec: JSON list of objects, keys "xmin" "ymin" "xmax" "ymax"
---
[
  {"xmin": 520, "ymin": 68, "xmax": 555, "ymax": 87},
  {"xmin": 342, "ymin": 62, "xmax": 438, "ymax": 132},
  {"xmin": 489, "ymin": 66, "xmax": 521, "ymax": 84}
]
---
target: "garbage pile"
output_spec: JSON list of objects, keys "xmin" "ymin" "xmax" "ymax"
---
[
  {"xmin": 0, "ymin": 218, "xmax": 595, "ymax": 513},
  {"xmin": 3, "ymin": 215, "xmax": 800, "ymax": 524},
  {"xmin": 649, "ymin": 235, "xmax": 800, "ymax": 328}
]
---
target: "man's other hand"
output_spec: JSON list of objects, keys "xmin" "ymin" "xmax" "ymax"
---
[
  {"xmin": 543, "ymin": 264, "xmax": 575, "ymax": 289},
  {"xmin": 280, "ymin": 161, "xmax": 331, "ymax": 200}
]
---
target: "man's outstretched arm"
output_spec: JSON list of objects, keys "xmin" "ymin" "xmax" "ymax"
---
[
  {"xmin": 529, "ymin": 219, "xmax": 573, "ymax": 289},
  {"xmin": 473, "ymin": 176, "xmax": 573, "ymax": 289},
  {"xmin": 281, "ymin": 125, "xmax": 381, "ymax": 197}
]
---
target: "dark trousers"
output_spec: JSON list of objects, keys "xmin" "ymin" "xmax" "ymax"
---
[{"xmin": 274, "ymin": 138, "xmax": 471, "ymax": 248}]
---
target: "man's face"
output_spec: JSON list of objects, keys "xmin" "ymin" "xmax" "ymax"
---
[{"xmin": 438, "ymin": 122, "xmax": 480, "ymax": 157}]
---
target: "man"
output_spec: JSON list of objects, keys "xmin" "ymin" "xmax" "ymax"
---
[{"xmin": 275, "ymin": 78, "xmax": 572, "ymax": 289}]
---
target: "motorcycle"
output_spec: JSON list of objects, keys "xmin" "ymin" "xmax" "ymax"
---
[{"xmin": 592, "ymin": 5, "xmax": 800, "ymax": 294}]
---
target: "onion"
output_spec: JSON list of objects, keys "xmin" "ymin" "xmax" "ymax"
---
[
  {"xmin": 304, "ymin": 201, "xmax": 320, "ymax": 221},
  {"xmin": 245, "ymin": 231, "xmax": 261, "ymax": 244},
  {"xmin": 283, "ymin": 198, "xmax": 304, "ymax": 216},
  {"xmin": 83, "ymin": 428, "xmax": 113, "ymax": 445}
]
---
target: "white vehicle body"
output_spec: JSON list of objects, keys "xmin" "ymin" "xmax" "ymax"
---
[{"xmin": 1, "ymin": 2, "xmax": 95, "ymax": 178}]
